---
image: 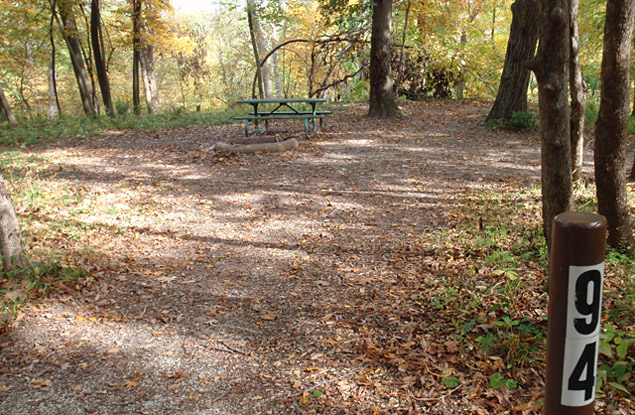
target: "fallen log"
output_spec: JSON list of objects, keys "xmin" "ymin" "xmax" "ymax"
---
[{"xmin": 213, "ymin": 137, "xmax": 299, "ymax": 154}]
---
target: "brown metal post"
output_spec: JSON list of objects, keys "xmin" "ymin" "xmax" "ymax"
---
[{"xmin": 544, "ymin": 212, "xmax": 606, "ymax": 415}]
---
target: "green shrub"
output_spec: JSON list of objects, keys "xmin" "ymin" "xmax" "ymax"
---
[{"xmin": 508, "ymin": 110, "xmax": 537, "ymax": 131}]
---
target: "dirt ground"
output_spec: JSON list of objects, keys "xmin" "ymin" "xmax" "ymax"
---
[{"xmin": 0, "ymin": 101, "xmax": 630, "ymax": 414}]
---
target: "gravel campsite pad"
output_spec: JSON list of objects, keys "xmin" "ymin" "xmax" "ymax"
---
[{"xmin": 1, "ymin": 101, "xmax": 632, "ymax": 414}]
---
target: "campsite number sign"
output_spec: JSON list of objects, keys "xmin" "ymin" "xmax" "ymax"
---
[{"xmin": 560, "ymin": 263, "xmax": 604, "ymax": 407}]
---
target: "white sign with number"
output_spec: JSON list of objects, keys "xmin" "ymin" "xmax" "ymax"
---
[{"xmin": 560, "ymin": 263, "xmax": 604, "ymax": 407}]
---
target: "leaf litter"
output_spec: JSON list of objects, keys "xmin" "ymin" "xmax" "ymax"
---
[{"xmin": 0, "ymin": 101, "xmax": 632, "ymax": 414}]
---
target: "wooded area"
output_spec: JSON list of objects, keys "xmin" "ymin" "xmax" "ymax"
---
[{"xmin": 0, "ymin": 0, "xmax": 634, "ymax": 413}]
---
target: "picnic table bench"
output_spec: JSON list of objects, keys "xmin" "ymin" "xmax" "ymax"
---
[{"xmin": 234, "ymin": 98, "xmax": 331, "ymax": 138}]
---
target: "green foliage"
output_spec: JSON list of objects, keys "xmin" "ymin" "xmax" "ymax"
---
[
  {"xmin": 0, "ymin": 108, "xmax": 240, "ymax": 146},
  {"xmin": 490, "ymin": 372, "xmax": 518, "ymax": 389},
  {"xmin": 427, "ymin": 183, "xmax": 633, "ymax": 398},
  {"xmin": 508, "ymin": 111, "xmax": 537, "ymax": 131},
  {"xmin": 486, "ymin": 111, "xmax": 538, "ymax": 131},
  {"xmin": 597, "ymin": 323, "xmax": 635, "ymax": 396}
]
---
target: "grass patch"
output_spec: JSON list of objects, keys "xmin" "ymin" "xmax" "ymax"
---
[{"xmin": 0, "ymin": 107, "xmax": 241, "ymax": 146}]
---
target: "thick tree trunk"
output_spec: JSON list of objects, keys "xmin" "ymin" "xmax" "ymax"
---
[
  {"xmin": 56, "ymin": 0, "xmax": 96, "ymax": 116},
  {"xmin": 90, "ymin": 0, "xmax": 114, "ymax": 117},
  {"xmin": 530, "ymin": 0, "xmax": 572, "ymax": 250},
  {"xmin": 368, "ymin": 0, "xmax": 399, "ymax": 118},
  {"xmin": 487, "ymin": 0, "xmax": 539, "ymax": 122},
  {"xmin": 569, "ymin": 0, "xmax": 585, "ymax": 183},
  {"xmin": 0, "ymin": 175, "xmax": 28, "ymax": 271},
  {"xmin": 594, "ymin": 0, "xmax": 635, "ymax": 250},
  {"xmin": 132, "ymin": 0, "xmax": 141, "ymax": 115},
  {"xmin": 0, "ymin": 84, "xmax": 17, "ymax": 125},
  {"xmin": 140, "ymin": 44, "xmax": 159, "ymax": 114}
]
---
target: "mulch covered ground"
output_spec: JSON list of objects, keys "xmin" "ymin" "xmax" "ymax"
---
[{"xmin": 0, "ymin": 101, "xmax": 630, "ymax": 414}]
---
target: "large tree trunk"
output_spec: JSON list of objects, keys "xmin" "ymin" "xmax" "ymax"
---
[
  {"xmin": 486, "ymin": 0, "xmax": 539, "ymax": 122},
  {"xmin": 594, "ymin": 0, "xmax": 635, "ymax": 250},
  {"xmin": 0, "ymin": 83, "xmax": 17, "ymax": 125},
  {"xmin": 569, "ymin": 0, "xmax": 585, "ymax": 183},
  {"xmin": 132, "ymin": 0, "xmax": 141, "ymax": 115},
  {"xmin": 368, "ymin": 0, "xmax": 399, "ymax": 118},
  {"xmin": 0, "ymin": 175, "xmax": 28, "ymax": 271},
  {"xmin": 140, "ymin": 43, "xmax": 159, "ymax": 114},
  {"xmin": 56, "ymin": 0, "xmax": 96, "ymax": 116},
  {"xmin": 530, "ymin": 0, "xmax": 572, "ymax": 250},
  {"xmin": 90, "ymin": 0, "xmax": 114, "ymax": 117}
]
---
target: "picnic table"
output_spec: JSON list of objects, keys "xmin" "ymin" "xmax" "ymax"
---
[{"xmin": 234, "ymin": 98, "xmax": 331, "ymax": 138}]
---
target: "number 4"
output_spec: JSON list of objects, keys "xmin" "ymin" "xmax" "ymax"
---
[{"xmin": 567, "ymin": 342, "xmax": 596, "ymax": 401}]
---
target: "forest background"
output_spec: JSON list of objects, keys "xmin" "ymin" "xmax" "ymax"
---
[{"xmin": 0, "ymin": 0, "xmax": 609, "ymax": 122}]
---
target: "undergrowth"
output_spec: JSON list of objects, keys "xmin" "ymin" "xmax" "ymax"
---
[
  {"xmin": 428, "ymin": 182, "xmax": 634, "ymax": 401},
  {"xmin": 0, "ymin": 107, "xmax": 241, "ymax": 146}
]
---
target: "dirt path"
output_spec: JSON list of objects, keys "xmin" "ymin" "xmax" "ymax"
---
[{"xmin": 0, "ymin": 101, "xmax": 602, "ymax": 414}]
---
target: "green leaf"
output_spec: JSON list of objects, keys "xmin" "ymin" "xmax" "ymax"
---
[
  {"xmin": 311, "ymin": 390, "xmax": 324, "ymax": 398},
  {"xmin": 442, "ymin": 375, "xmax": 461, "ymax": 388},
  {"xmin": 616, "ymin": 342, "xmax": 628, "ymax": 360},
  {"xmin": 490, "ymin": 372, "xmax": 506, "ymax": 388},
  {"xmin": 608, "ymin": 382, "xmax": 630, "ymax": 394}
]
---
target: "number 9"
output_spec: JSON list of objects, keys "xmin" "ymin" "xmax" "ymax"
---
[{"xmin": 574, "ymin": 270, "xmax": 601, "ymax": 335}]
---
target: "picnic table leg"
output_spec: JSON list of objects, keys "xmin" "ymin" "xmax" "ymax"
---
[
  {"xmin": 304, "ymin": 118, "xmax": 317, "ymax": 139},
  {"xmin": 244, "ymin": 119, "xmax": 262, "ymax": 136}
]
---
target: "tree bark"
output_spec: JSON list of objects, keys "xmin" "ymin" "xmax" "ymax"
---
[
  {"xmin": 247, "ymin": 2, "xmax": 264, "ymax": 99},
  {"xmin": 0, "ymin": 84, "xmax": 17, "ymax": 125},
  {"xmin": 487, "ymin": 0, "xmax": 539, "ymax": 122},
  {"xmin": 47, "ymin": 60, "xmax": 60, "ymax": 119},
  {"xmin": 247, "ymin": 0, "xmax": 272, "ymax": 98},
  {"xmin": 49, "ymin": 2, "xmax": 62, "ymax": 118},
  {"xmin": 140, "ymin": 43, "xmax": 159, "ymax": 114},
  {"xmin": 594, "ymin": 0, "xmax": 635, "ymax": 250},
  {"xmin": 368, "ymin": 0, "xmax": 399, "ymax": 118},
  {"xmin": 132, "ymin": 0, "xmax": 141, "ymax": 115},
  {"xmin": 0, "ymin": 175, "xmax": 28, "ymax": 271},
  {"xmin": 90, "ymin": 0, "xmax": 114, "ymax": 117},
  {"xmin": 394, "ymin": 0, "xmax": 411, "ymax": 95},
  {"xmin": 629, "ymin": 151, "xmax": 635, "ymax": 180},
  {"xmin": 56, "ymin": 0, "xmax": 96, "ymax": 116},
  {"xmin": 529, "ymin": 0, "xmax": 572, "ymax": 250},
  {"xmin": 569, "ymin": 0, "xmax": 585, "ymax": 183}
]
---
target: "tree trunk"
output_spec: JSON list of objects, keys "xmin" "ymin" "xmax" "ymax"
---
[
  {"xmin": 246, "ymin": 0, "xmax": 272, "ymax": 98},
  {"xmin": 140, "ymin": 43, "xmax": 159, "ymax": 114},
  {"xmin": 594, "ymin": 0, "xmax": 635, "ymax": 250},
  {"xmin": 132, "ymin": 0, "xmax": 141, "ymax": 115},
  {"xmin": 629, "ymin": 150, "xmax": 635, "ymax": 180},
  {"xmin": 47, "ymin": 60, "xmax": 60, "ymax": 119},
  {"xmin": 0, "ymin": 175, "xmax": 28, "ymax": 271},
  {"xmin": 394, "ymin": 0, "xmax": 411, "ymax": 95},
  {"xmin": 48, "ymin": 3, "xmax": 62, "ymax": 118},
  {"xmin": 529, "ymin": 0, "xmax": 572, "ymax": 250},
  {"xmin": 247, "ymin": 2, "xmax": 264, "ymax": 99},
  {"xmin": 486, "ymin": 0, "xmax": 539, "ymax": 122},
  {"xmin": 368, "ymin": 0, "xmax": 399, "ymax": 118},
  {"xmin": 56, "ymin": 0, "xmax": 96, "ymax": 116},
  {"xmin": 569, "ymin": 0, "xmax": 585, "ymax": 183},
  {"xmin": 0, "ymin": 84, "xmax": 17, "ymax": 125},
  {"xmin": 90, "ymin": 0, "xmax": 114, "ymax": 117}
]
